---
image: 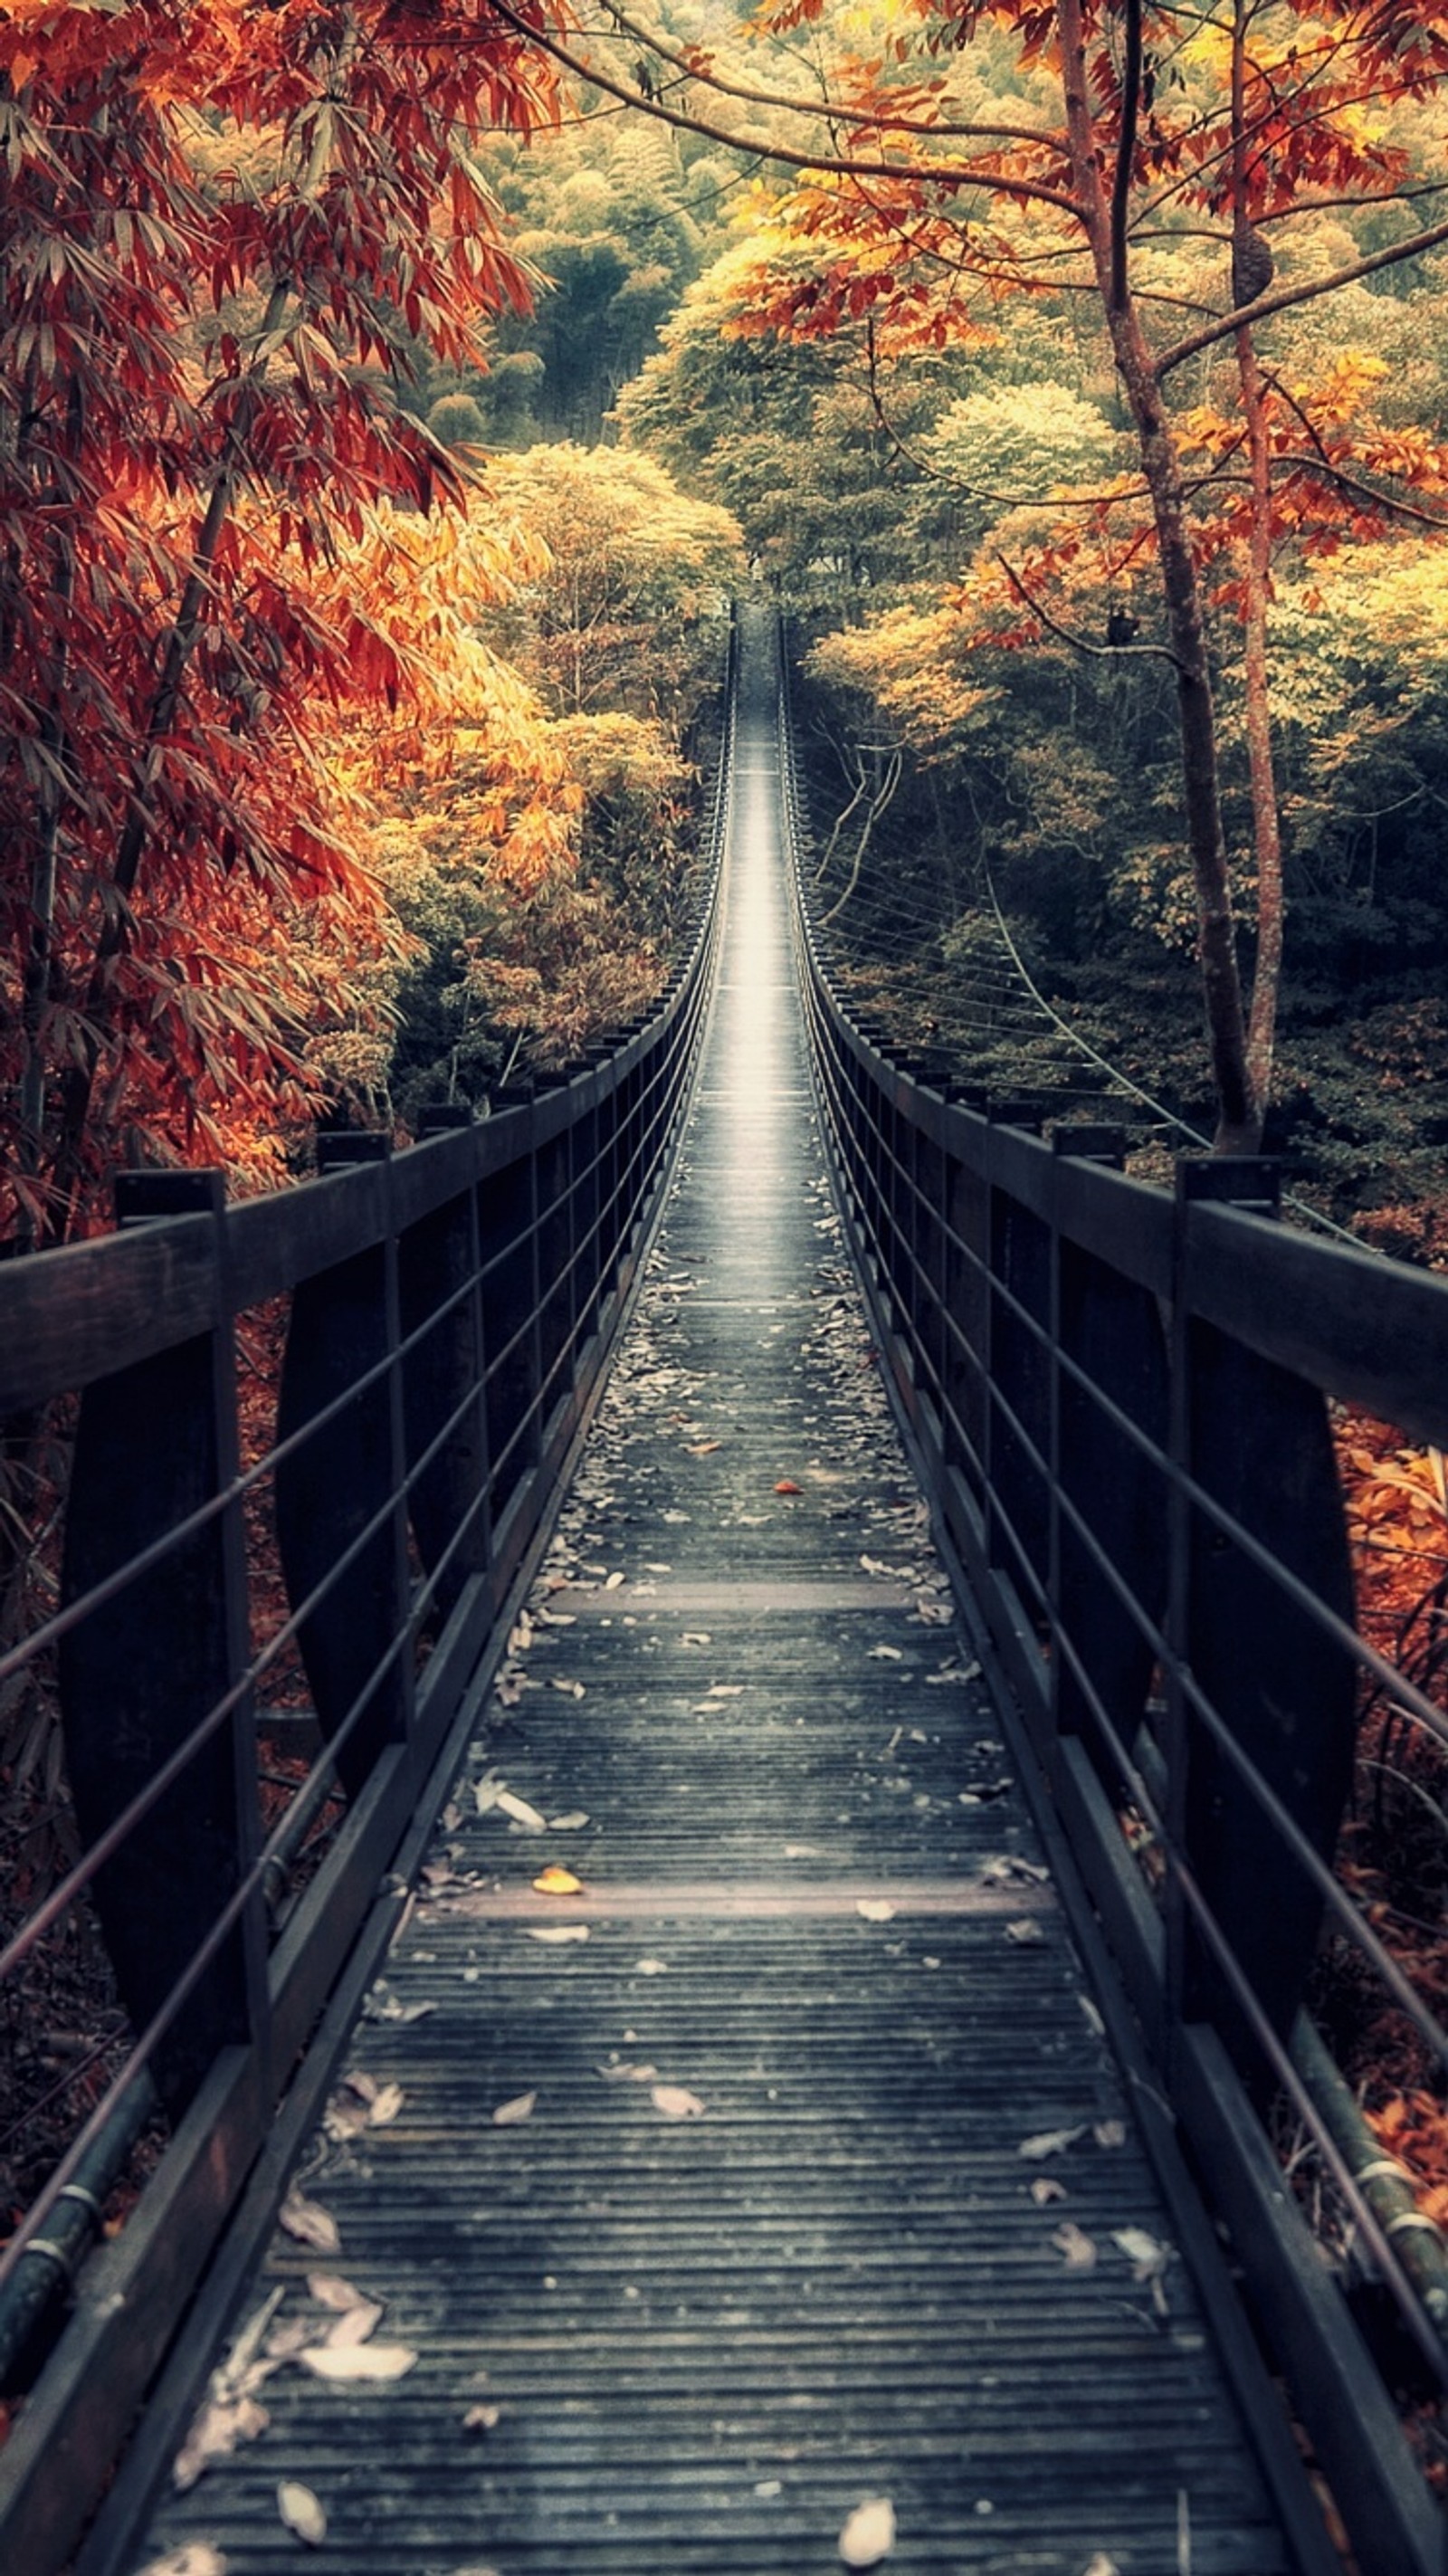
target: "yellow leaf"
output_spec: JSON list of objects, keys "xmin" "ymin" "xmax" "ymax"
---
[{"xmin": 532, "ymin": 1865, "xmax": 585, "ymax": 1895}]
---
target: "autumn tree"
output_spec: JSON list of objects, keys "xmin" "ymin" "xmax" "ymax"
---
[
  {"xmin": 0, "ymin": 0, "xmax": 562, "ymax": 1245},
  {"xmin": 515, "ymin": 0, "xmax": 1448, "ymax": 1148}
]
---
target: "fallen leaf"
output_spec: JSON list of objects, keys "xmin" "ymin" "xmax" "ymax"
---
[
  {"xmin": 278, "ymin": 2479, "xmax": 327, "ymax": 2545},
  {"xmin": 1005, "ymin": 1918, "xmax": 1044, "ymax": 1945},
  {"xmin": 597, "ymin": 2060, "xmax": 659, "ymax": 2083},
  {"xmin": 279, "ymin": 2195, "xmax": 339, "ymax": 2255},
  {"xmin": 325, "ymin": 2302, "xmax": 383, "ymax": 2349},
  {"xmin": 549, "ymin": 1811, "xmax": 589, "ymax": 1831},
  {"xmin": 856, "ymin": 1898, "xmax": 896, "ymax": 1923},
  {"xmin": 1019, "ymin": 2124, "xmax": 1088, "ymax": 2161},
  {"xmin": 1093, "ymin": 2119, "xmax": 1126, "ymax": 2149},
  {"xmin": 1081, "ymin": 2558, "xmax": 1120, "ymax": 2576},
  {"xmin": 681, "ymin": 1631, "xmax": 711, "ymax": 1646},
  {"xmin": 299, "ymin": 2342, "xmax": 418, "ymax": 2382},
  {"xmin": 462, "ymin": 2402, "xmax": 501, "ymax": 2433},
  {"xmin": 605, "ymin": 1570, "xmax": 626, "ymax": 1589},
  {"xmin": 867, "ymin": 1645, "xmax": 903, "ymax": 1662},
  {"xmin": 496, "ymin": 1789, "xmax": 547, "ymax": 1832},
  {"xmin": 685, "ymin": 1440, "xmax": 721, "ymax": 1456},
  {"xmin": 1030, "ymin": 2177, "xmax": 1067, "ymax": 2207},
  {"xmin": 173, "ymin": 2396, "xmax": 270, "ymax": 2492},
  {"xmin": 635, "ymin": 1956, "xmax": 667, "ymax": 1975},
  {"xmin": 839, "ymin": 2494, "xmax": 896, "ymax": 2566},
  {"xmin": 492, "ymin": 2090, "xmax": 537, "ymax": 2127},
  {"xmin": 265, "ymin": 2317, "xmax": 316, "ymax": 2361},
  {"xmin": 307, "ymin": 2275, "xmax": 371, "ymax": 2314},
  {"xmin": 775, "ymin": 1479, "xmax": 803, "ymax": 1496},
  {"xmin": 140, "ymin": 2550, "xmax": 229, "ymax": 2576},
  {"xmin": 784, "ymin": 1842, "xmax": 821, "ymax": 1859},
  {"xmin": 652, "ymin": 2085, "xmax": 706, "ymax": 2118},
  {"xmin": 367, "ymin": 2082, "xmax": 405, "ymax": 2127},
  {"xmin": 550, "ymin": 1678, "xmax": 586, "ymax": 1699},
  {"xmin": 1113, "ymin": 2226, "xmax": 1172, "ymax": 2279},
  {"xmin": 527, "ymin": 1924, "xmax": 589, "ymax": 1945},
  {"xmin": 533, "ymin": 1865, "xmax": 585, "ymax": 1896},
  {"xmin": 1053, "ymin": 2221, "xmax": 1098, "ymax": 2272},
  {"xmin": 362, "ymin": 1986, "xmax": 435, "ymax": 2024}
]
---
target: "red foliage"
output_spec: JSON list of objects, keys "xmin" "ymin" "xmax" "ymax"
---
[{"xmin": 0, "ymin": 2, "xmax": 562, "ymax": 1245}]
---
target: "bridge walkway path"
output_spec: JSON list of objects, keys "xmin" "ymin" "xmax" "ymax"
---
[{"xmin": 131, "ymin": 612, "xmax": 1296, "ymax": 2576}]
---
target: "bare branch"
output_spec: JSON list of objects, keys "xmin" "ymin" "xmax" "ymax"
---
[
  {"xmin": 1110, "ymin": 0, "xmax": 1143, "ymax": 312},
  {"xmin": 1156, "ymin": 213, "xmax": 1448, "ymax": 378},
  {"xmin": 588, "ymin": 0, "xmax": 1060, "ymax": 153},
  {"xmin": 485, "ymin": 0, "xmax": 1086, "ymax": 223},
  {"xmin": 995, "ymin": 553, "xmax": 1187, "ymax": 670}
]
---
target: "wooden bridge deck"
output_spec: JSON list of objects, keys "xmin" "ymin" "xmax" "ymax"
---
[{"xmin": 129, "ymin": 617, "xmax": 1298, "ymax": 2575}]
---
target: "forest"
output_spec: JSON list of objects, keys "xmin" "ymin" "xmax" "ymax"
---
[
  {"xmin": 5, "ymin": 0, "xmax": 1448, "ymax": 1260},
  {"xmin": 8, "ymin": 10, "xmax": 1448, "ymax": 2558}
]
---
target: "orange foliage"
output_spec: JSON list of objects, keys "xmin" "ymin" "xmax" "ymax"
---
[{"xmin": 0, "ymin": 1, "xmax": 564, "ymax": 1244}]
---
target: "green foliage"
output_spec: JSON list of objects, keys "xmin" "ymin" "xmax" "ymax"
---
[{"xmin": 427, "ymin": 393, "xmax": 489, "ymax": 449}]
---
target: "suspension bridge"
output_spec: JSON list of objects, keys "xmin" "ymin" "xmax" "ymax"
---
[{"xmin": 2, "ymin": 606, "xmax": 1446, "ymax": 2576}]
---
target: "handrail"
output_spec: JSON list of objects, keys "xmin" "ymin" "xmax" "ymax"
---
[
  {"xmin": 0, "ymin": 620, "xmax": 736, "ymax": 2576},
  {"xmin": 778, "ymin": 623, "xmax": 1448, "ymax": 2576}
]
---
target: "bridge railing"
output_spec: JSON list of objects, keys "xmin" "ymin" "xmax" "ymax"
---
[
  {"xmin": 782, "ymin": 665, "xmax": 1448, "ymax": 2576},
  {"xmin": 0, "ymin": 648, "xmax": 732, "ymax": 2576}
]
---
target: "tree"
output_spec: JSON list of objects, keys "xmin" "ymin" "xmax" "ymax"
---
[
  {"xmin": 476, "ymin": 443, "xmax": 745, "ymax": 722},
  {"xmin": 513, "ymin": 0, "xmax": 1448, "ymax": 1147},
  {"xmin": 0, "ymin": 0, "xmax": 562, "ymax": 1244}
]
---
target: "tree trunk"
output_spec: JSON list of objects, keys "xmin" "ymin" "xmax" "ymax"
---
[{"xmin": 1055, "ymin": 0, "xmax": 1259, "ymax": 1150}]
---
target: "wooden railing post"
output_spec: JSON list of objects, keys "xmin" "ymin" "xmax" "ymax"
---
[
  {"xmin": 1168, "ymin": 1158, "xmax": 1358, "ymax": 2078},
  {"xmin": 401, "ymin": 1110, "xmax": 491, "ymax": 1627},
  {"xmin": 57, "ymin": 1169, "xmax": 264, "ymax": 2115},
  {"xmin": 1051, "ymin": 1129, "xmax": 1168, "ymax": 1781},
  {"xmin": 273, "ymin": 1134, "xmax": 413, "ymax": 1799}
]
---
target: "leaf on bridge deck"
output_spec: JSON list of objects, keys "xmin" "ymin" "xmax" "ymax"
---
[
  {"xmin": 323, "ymin": 2301, "xmax": 384, "ymax": 2349},
  {"xmin": 1053, "ymin": 2221, "xmax": 1099, "ymax": 2272},
  {"xmin": 277, "ymin": 2479, "xmax": 328, "ymax": 2544},
  {"xmin": 1030, "ymin": 2177, "xmax": 1068, "ymax": 2207},
  {"xmin": 1018, "ymin": 2123, "xmax": 1088, "ymax": 2161},
  {"xmin": 856, "ymin": 1898, "xmax": 896, "ymax": 1922},
  {"xmin": 652, "ymin": 2085, "xmax": 706, "ymax": 2118},
  {"xmin": 527, "ymin": 1924, "xmax": 589, "ymax": 1944},
  {"xmin": 172, "ymin": 2394, "xmax": 270, "ymax": 2493},
  {"xmin": 492, "ymin": 2090, "xmax": 538, "ymax": 2126},
  {"xmin": 140, "ymin": 2548, "xmax": 229, "ymax": 2576},
  {"xmin": 299, "ymin": 2342, "xmax": 417, "ymax": 2382},
  {"xmin": 839, "ymin": 2493, "xmax": 896, "ymax": 2565},
  {"xmin": 308, "ymin": 2274, "xmax": 370, "ymax": 2310},
  {"xmin": 532, "ymin": 1865, "xmax": 585, "ymax": 1895},
  {"xmin": 279, "ymin": 2194, "xmax": 340, "ymax": 2255},
  {"xmin": 549, "ymin": 1810, "xmax": 590, "ymax": 1831}
]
